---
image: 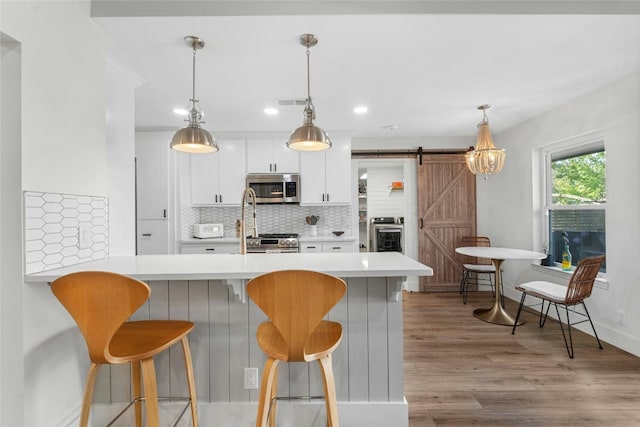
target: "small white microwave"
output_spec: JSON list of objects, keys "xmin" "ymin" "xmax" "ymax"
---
[{"xmin": 193, "ymin": 223, "xmax": 224, "ymax": 239}]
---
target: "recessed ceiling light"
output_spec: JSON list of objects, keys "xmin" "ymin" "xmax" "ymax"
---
[
  {"xmin": 173, "ymin": 108, "xmax": 189, "ymax": 116},
  {"xmin": 264, "ymin": 107, "xmax": 279, "ymax": 115},
  {"xmin": 353, "ymin": 106, "xmax": 368, "ymax": 114}
]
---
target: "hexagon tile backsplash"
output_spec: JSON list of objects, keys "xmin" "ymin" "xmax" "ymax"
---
[{"xmin": 24, "ymin": 191, "xmax": 109, "ymax": 274}]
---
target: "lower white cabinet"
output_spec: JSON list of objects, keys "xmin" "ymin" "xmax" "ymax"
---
[
  {"xmin": 181, "ymin": 241, "xmax": 239, "ymax": 254},
  {"xmin": 300, "ymin": 240, "xmax": 356, "ymax": 253},
  {"xmin": 137, "ymin": 220, "xmax": 169, "ymax": 254}
]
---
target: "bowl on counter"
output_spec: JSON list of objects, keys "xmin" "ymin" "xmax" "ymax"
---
[{"xmin": 332, "ymin": 231, "xmax": 345, "ymax": 236}]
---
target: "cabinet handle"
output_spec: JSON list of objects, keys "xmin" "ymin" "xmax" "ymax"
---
[
  {"xmin": 274, "ymin": 163, "xmax": 277, "ymax": 172},
  {"xmin": 331, "ymin": 246, "xmax": 340, "ymax": 250},
  {"xmin": 142, "ymin": 233, "xmax": 152, "ymax": 237},
  {"xmin": 326, "ymin": 193, "xmax": 330, "ymax": 202},
  {"xmin": 206, "ymin": 248, "xmax": 215, "ymax": 251},
  {"xmin": 219, "ymin": 194, "xmax": 222, "ymax": 203},
  {"xmin": 307, "ymin": 246, "xmax": 317, "ymax": 249},
  {"xmin": 215, "ymin": 194, "xmax": 218, "ymax": 203},
  {"xmin": 322, "ymin": 194, "xmax": 325, "ymax": 202},
  {"xmin": 419, "ymin": 218, "xmax": 424, "ymax": 229},
  {"xmin": 269, "ymin": 163, "xmax": 273, "ymax": 172},
  {"xmin": 163, "ymin": 209, "xmax": 167, "ymax": 218}
]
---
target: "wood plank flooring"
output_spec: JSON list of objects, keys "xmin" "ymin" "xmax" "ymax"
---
[{"xmin": 403, "ymin": 291, "xmax": 640, "ymax": 426}]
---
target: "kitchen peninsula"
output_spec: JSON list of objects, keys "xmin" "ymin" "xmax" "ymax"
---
[{"xmin": 27, "ymin": 252, "xmax": 432, "ymax": 427}]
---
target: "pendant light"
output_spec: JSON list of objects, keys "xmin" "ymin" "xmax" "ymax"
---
[
  {"xmin": 286, "ymin": 34, "xmax": 332, "ymax": 152},
  {"xmin": 171, "ymin": 36, "xmax": 218, "ymax": 154},
  {"xmin": 465, "ymin": 104, "xmax": 506, "ymax": 176}
]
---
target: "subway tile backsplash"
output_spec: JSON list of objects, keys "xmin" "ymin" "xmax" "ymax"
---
[
  {"xmin": 181, "ymin": 204, "xmax": 351, "ymax": 240},
  {"xmin": 24, "ymin": 191, "xmax": 109, "ymax": 274}
]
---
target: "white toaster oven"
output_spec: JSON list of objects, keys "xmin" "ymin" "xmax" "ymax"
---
[{"xmin": 193, "ymin": 223, "xmax": 224, "ymax": 239}]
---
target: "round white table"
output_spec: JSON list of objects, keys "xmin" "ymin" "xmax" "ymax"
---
[{"xmin": 455, "ymin": 246, "xmax": 546, "ymax": 326}]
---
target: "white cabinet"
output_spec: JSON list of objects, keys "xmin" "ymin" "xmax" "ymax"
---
[
  {"xmin": 300, "ymin": 240, "xmax": 356, "ymax": 253},
  {"xmin": 137, "ymin": 220, "xmax": 169, "ymax": 254},
  {"xmin": 180, "ymin": 241, "xmax": 238, "ymax": 254},
  {"xmin": 322, "ymin": 241, "xmax": 356, "ymax": 253},
  {"xmin": 136, "ymin": 132, "xmax": 170, "ymax": 219},
  {"xmin": 247, "ymin": 139, "xmax": 299, "ymax": 173},
  {"xmin": 300, "ymin": 137, "xmax": 351, "ymax": 204},
  {"xmin": 190, "ymin": 139, "xmax": 246, "ymax": 205}
]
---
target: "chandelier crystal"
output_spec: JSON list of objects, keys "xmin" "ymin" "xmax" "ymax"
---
[{"xmin": 465, "ymin": 104, "xmax": 505, "ymax": 176}]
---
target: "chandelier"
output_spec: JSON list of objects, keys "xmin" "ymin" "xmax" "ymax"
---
[{"xmin": 465, "ymin": 104, "xmax": 505, "ymax": 176}]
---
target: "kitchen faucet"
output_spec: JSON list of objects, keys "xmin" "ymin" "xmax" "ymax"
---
[{"xmin": 239, "ymin": 187, "xmax": 258, "ymax": 254}]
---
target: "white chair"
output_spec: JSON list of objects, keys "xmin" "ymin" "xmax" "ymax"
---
[{"xmin": 511, "ymin": 255, "xmax": 605, "ymax": 358}]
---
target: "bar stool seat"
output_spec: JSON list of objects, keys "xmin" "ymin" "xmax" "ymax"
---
[{"xmin": 51, "ymin": 271, "xmax": 198, "ymax": 427}]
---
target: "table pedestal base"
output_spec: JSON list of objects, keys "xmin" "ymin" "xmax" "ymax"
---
[{"xmin": 473, "ymin": 305, "xmax": 525, "ymax": 326}]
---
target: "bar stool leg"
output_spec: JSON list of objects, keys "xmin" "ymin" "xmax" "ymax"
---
[
  {"xmin": 317, "ymin": 355, "xmax": 339, "ymax": 427},
  {"xmin": 256, "ymin": 358, "xmax": 280, "ymax": 427},
  {"xmin": 140, "ymin": 358, "xmax": 160, "ymax": 426},
  {"xmin": 131, "ymin": 360, "xmax": 143, "ymax": 427},
  {"xmin": 80, "ymin": 363, "xmax": 101, "ymax": 427},
  {"xmin": 180, "ymin": 336, "xmax": 199, "ymax": 427}
]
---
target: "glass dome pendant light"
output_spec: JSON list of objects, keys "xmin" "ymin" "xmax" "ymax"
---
[
  {"xmin": 286, "ymin": 34, "xmax": 332, "ymax": 152},
  {"xmin": 465, "ymin": 104, "xmax": 506, "ymax": 177},
  {"xmin": 170, "ymin": 35, "xmax": 218, "ymax": 154}
]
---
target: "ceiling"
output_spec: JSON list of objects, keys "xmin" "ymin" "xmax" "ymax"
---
[{"xmin": 94, "ymin": 2, "xmax": 640, "ymax": 140}]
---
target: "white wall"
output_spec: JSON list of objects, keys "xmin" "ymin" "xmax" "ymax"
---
[
  {"xmin": 477, "ymin": 71, "xmax": 640, "ymax": 356},
  {"xmin": 1, "ymin": 1, "xmax": 109, "ymax": 425},
  {"xmin": 106, "ymin": 57, "xmax": 142, "ymax": 255},
  {"xmin": 1, "ymin": 32, "xmax": 24, "ymax": 427}
]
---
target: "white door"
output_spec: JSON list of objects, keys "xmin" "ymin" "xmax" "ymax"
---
[{"xmin": 136, "ymin": 133, "xmax": 170, "ymax": 219}]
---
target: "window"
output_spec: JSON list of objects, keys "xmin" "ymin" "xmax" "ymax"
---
[{"xmin": 544, "ymin": 139, "xmax": 606, "ymax": 271}]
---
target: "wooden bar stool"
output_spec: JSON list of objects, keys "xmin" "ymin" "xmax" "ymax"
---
[
  {"xmin": 51, "ymin": 271, "xmax": 198, "ymax": 427},
  {"xmin": 246, "ymin": 269, "xmax": 346, "ymax": 427}
]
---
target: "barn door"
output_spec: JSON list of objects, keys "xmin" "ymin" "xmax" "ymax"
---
[{"xmin": 418, "ymin": 154, "xmax": 476, "ymax": 291}]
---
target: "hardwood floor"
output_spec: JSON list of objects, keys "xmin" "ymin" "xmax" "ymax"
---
[{"xmin": 403, "ymin": 291, "xmax": 640, "ymax": 426}]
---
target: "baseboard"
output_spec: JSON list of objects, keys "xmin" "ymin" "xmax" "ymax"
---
[{"xmin": 91, "ymin": 400, "xmax": 408, "ymax": 427}]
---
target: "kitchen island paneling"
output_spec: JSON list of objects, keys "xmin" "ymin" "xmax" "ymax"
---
[{"xmin": 27, "ymin": 253, "xmax": 432, "ymax": 426}]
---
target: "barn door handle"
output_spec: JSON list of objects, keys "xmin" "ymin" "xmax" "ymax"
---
[{"xmin": 419, "ymin": 218, "xmax": 424, "ymax": 229}]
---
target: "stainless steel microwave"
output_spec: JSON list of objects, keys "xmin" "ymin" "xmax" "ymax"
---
[{"xmin": 246, "ymin": 173, "xmax": 300, "ymax": 204}]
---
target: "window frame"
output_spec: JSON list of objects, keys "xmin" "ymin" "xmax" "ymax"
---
[{"xmin": 541, "ymin": 132, "xmax": 606, "ymax": 273}]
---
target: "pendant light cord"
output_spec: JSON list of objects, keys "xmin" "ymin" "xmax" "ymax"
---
[
  {"xmin": 191, "ymin": 46, "xmax": 197, "ymax": 107},
  {"xmin": 306, "ymin": 45, "xmax": 311, "ymax": 100}
]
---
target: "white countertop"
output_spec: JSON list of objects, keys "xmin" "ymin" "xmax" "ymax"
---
[
  {"xmin": 299, "ymin": 235, "xmax": 356, "ymax": 242},
  {"xmin": 25, "ymin": 252, "xmax": 433, "ymax": 283}
]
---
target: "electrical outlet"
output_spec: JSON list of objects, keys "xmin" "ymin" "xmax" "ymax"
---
[
  {"xmin": 77, "ymin": 223, "xmax": 92, "ymax": 249},
  {"xmin": 617, "ymin": 309, "xmax": 626, "ymax": 325},
  {"xmin": 244, "ymin": 367, "xmax": 258, "ymax": 390}
]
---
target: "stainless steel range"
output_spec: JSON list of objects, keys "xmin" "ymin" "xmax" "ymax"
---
[{"xmin": 245, "ymin": 233, "xmax": 300, "ymax": 253}]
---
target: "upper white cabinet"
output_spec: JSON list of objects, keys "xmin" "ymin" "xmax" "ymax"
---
[
  {"xmin": 247, "ymin": 139, "xmax": 299, "ymax": 173},
  {"xmin": 300, "ymin": 137, "xmax": 351, "ymax": 204},
  {"xmin": 136, "ymin": 132, "xmax": 170, "ymax": 220},
  {"xmin": 190, "ymin": 139, "xmax": 246, "ymax": 205}
]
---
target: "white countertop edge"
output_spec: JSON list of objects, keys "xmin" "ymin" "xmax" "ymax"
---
[{"xmin": 25, "ymin": 252, "xmax": 433, "ymax": 283}]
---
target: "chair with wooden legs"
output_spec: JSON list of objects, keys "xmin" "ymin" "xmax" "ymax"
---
[
  {"xmin": 458, "ymin": 236, "xmax": 501, "ymax": 305},
  {"xmin": 246, "ymin": 270, "xmax": 347, "ymax": 427},
  {"xmin": 51, "ymin": 271, "xmax": 198, "ymax": 427},
  {"xmin": 511, "ymin": 255, "xmax": 605, "ymax": 358}
]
